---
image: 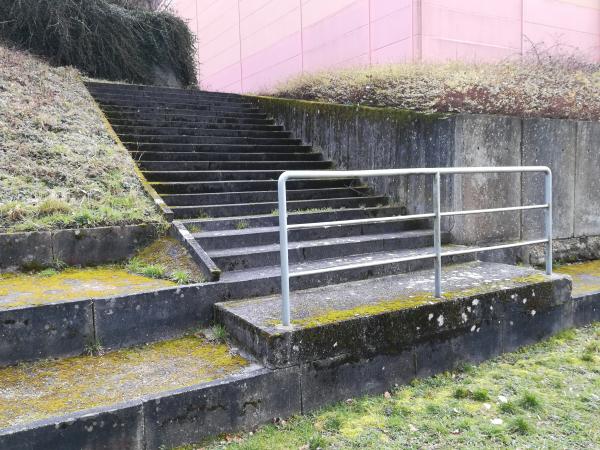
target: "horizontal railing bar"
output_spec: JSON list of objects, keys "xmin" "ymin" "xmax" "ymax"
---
[
  {"xmin": 441, "ymin": 239, "xmax": 549, "ymax": 257},
  {"xmin": 291, "ymin": 252, "xmax": 436, "ymax": 278},
  {"xmin": 287, "ymin": 213, "xmax": 436, "ymax": 231},
  {"xmin": 440, "ymin": 204, "xmax": 548, "ymax": 217},
  {"xmin": 279, "ymin": 166, "xmax": 550, "ymax": 181},
  {"xmin": 290, "ymin": 239, "xmax": 548, "ymax": 278}
]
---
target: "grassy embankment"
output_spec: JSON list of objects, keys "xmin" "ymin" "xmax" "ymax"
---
[{"xmin": 0, "ymin": 46, "xmax": 162, "ymax": 232}]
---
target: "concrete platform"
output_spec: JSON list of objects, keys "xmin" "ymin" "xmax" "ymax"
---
[{"xmin": 216, "ymin": 261, "xmax": 572, "ymax": 368}]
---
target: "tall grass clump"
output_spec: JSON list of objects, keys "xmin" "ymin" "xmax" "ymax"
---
[{"xmin": 0, "ymin": 0, "xmax": 197, "ymax": 86}]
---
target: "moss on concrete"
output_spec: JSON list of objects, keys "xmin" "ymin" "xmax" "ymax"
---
[
  {"xmin": 555, "ymin": 260, "xmax": 600, "ymax": 296},
  {"xmin": 289, "ymin": 273, "xmax": 548, "ymax": 329},
  {"xmin": 0, "ymin": 266, "xmax": 175, "ymax": 310},
  {"xmin": 0, "ymin": 335, "xmax": 248, "ymax": 428},
  {"xmin": 252, "ymin": 96, "xmax": 448, "ymax": 128}
]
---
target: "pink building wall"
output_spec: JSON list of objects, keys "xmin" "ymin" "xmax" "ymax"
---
[{"xmin": 172, "ymin": 0, "xmax": 600, "ymax": 93}]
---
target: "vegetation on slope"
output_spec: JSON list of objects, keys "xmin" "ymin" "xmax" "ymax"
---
[
  {"xmin": 270, "ymin": 52, "xmax": 600, "ymax": 121},
  {"xmin": 0, "ymin": 0, "xmax": 197, "ymax": 86},
  {"xmin": 0, "ymin": 46, "xmax": 162, "ymax": 232},
  {"xmin": 186, "ymin": 324, "xmax": 600, "ymax": 449}
]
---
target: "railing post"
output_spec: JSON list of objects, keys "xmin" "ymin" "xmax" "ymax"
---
[
  {"xmin": 545, "ymin": 170, "xmax": 553, "ymax": 275},
  {"xmin": 433, "ymin": 172, "xmax": 442, "ymax": 297},
  {"xmin": 278, "ymin": 175, "xmax": 291, "ymax": 327}
]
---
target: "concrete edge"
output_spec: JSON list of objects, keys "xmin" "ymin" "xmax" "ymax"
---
[
  {"xmin": 170, "ymin": 221, "xmax": 221, "ymax": 282},
  {"xmin": 90, "ymin": 89, "xmax": 174, "ymax": 222}
]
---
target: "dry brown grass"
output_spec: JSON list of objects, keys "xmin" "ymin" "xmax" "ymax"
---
[
  {"xmin": 268, "ymin": 53, "xmax": 600, "ymax": 121},
  {"xmin": 0, "ymin": 45, "xmax": 162, "ymax": 232}
]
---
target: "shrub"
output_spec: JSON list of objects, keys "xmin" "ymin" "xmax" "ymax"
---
[{"xmin": 0, "ymin": 0, "xmax": 197, "ymax": 86}]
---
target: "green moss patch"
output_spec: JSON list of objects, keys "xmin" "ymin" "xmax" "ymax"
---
[
  {"xmin": 555, "ymin": 260, "xmax": 600, "ymax": 296},
  {"xmin": 0, "ymin": 266, "xmax": 175, "ymax": 310},
  {"xmin": 0, "ymin": 336, "xmax": 248, "ymax": 428}
]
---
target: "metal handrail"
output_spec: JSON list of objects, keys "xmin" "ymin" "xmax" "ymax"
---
[{"xmin": 277, "ymin": 166, "xmax": 552, "ymax": 327}]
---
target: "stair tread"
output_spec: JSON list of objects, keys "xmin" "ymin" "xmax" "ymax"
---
[
  {"xmin": 170, "ymin": 195, "xmax": 386, "ymax": 210},
  {"xmin": 208, "ymin": 230, "xmax": 434, "ymax": 257},
  {"xmin": 219, "ymin": 244, "xmax": 472, "ymax": 283}
]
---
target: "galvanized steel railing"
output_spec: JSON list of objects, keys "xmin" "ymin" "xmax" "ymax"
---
[{"xmin": 277, "ymin": 167, "xmax": 552, "ymax": 327}]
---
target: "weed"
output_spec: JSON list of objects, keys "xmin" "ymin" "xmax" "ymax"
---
[
  {"xmin": 235, "ymin": 220, "xmax": 249, "ymax": 230},
  {"xmin": 308, "ymin": 434, "xmax": 326, "ymax": 450},
  {"xmin": 186, "ymin": 224, "xmax": 202, "ymax": 233},
  {"xmin": 453, "ymin": 387, "xmax": 470, "ymax": 399},
  {"xmin": 84, "ymin": 339, "xmax": 104, "ymax": 356},
  {"xmin": 211, "ymin": 324, "xmax": 228, "ymax": 343},
  {"xmin": 38, "ymin": 268, "xmax": 58, "ymax": 277},
  {"xmin": 519, "ymin": 391, "xmax": 541, "ymax": 410},
  {"xmin": 510, "ymin": 416, "xmax": 532, "ymax": 434},
  {"xmin": 581, "ymin": 352, "xmax": 594, "ymax": 362},
  {"xmin": 141, "ymin": 264, "xmax": 166, "ymax": 279},
  {"xmin": 36, "ymin": 198, "xmax": 71, "ymax": 217},
  {"xmin": 171, "ymin": 270, "xmax": 191, "ymax": 285},
  {"xmin": 271, "ymin": 209, "xmax": 279, "ymax": 216},
  {"xmin": 472, "ymin": 388, "xmax": 490, "ymax": 402},
  {"xmin": 323, "ymin": 415, "xmax": 342, "ymax": 431},
  {"xmin": 126, "ymin": 257, "xmax": 145, "ymax": 273},
  {"xmin": 499, "ymin": 401, "xmax": 517, "ymax": 414}
]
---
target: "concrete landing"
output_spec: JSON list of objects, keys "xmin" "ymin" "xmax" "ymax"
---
[
  {"xmin": 0, "ymin": 335, "xmax": 252, "ymax": 429},
  {"xmin": 216, "ymin": 261, "xmax": 572, "ymax": 368},
  {"xmin": 0, "ymin": 267, "xmax": 175, "ymax": 310},
  {"xmin": 556, "ymin": 259, "xmax": 600, "ymax": 296}
]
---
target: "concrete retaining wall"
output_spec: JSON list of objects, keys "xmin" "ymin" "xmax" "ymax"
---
[
  {"xmin": 253, "ymin": 97, "xmax": 600, "ymax": 263},
  {"xmin": 0, "ymin": 224, "xmax": 160, "ymax": 272}
]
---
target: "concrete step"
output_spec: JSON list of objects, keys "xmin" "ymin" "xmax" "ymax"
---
[
  {"xmin": 118, "ymin": 128, "xmax": 291, "ymax": 138},
  {"xmin": 103, "ymin": 108, "xmax": 267, "ymax": 120},
  {"xmin": 210, "ymin": 230, "xmax": 441, "ymax": 271},
  {"xmin": 162, "ymin": 186, "xmax": 370, "ymax": 207},
  {"xmin": 181, "ymin": 206, "xmax": 408, "ymax": 231},
  {"xmin": 128, "ymin": 143, "xmax": 312, "ymax": 153},
  {"xmin": 217, "ymin": 245, "xmax": 477, "ymax": 290},
  {"xmin": 108, "ymin": 116, "xmax": 275, "ymax": 126},
  {"xmin": 123, "ymin": 135, "xmax": 301, "ymax": 146},
  {"xmin": 97, "ymin": 98, "xmax": 256, "ymax": 109},
  {"xmin": 151, "ymin": 178, "xmax": 361, "ymax": 194},
  {"xmin": 129, "ymin": 151, "xmax": 323, "ymax": 162},
  {"xmin": 100, "ymin": 102, "xmax": 260, "ymax": 114},
  {"xmin": 193, "ymin": 214, "xmax": 421, "ymax": 250},
  {"xmin": 114, "ymin": 123, "xmax": 284, "ymax": 134},
  {"xmin": 142, "ymin": 169, "xmax": 314, "ymax": 182},
  {"xmin": 138, "ymin": 160, "xmax": 333, "ymax": 172},
  {"xmin": 90, "ymin": 90, "xmax": 249, "ymax": 104},
  {"xmin": 86, "ymin": 81, "xmax": 244, "ymax": 100},
  {"xmin": 171, "ymin": 195, "xmax": 389, "ymax": 219},
  {"xmin": 215, "ymin": 261, "xmax": 570, "ymax": 368}
]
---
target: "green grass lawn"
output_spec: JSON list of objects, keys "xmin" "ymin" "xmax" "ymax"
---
[{"xmin": 185, "ymin": 323, "xmax": 600, "ymax": 450}]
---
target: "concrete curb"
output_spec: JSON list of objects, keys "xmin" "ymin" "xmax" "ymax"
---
[{"xmin": 171, "ymin": 221, "xmax": 221, "ymax": 281}]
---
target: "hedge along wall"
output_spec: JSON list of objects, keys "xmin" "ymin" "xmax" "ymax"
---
[
  {"xmin": 0, "ymin": 0, "xmax": 197, "ymax": 87},
  {"xmin": 252, "ymin": 97, "xmax": 600, "ymax": 264}
]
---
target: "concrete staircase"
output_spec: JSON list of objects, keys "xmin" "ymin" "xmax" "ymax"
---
[{"xmin": 87, "ymin": 82, "xmax": 468, "ymax": 289}]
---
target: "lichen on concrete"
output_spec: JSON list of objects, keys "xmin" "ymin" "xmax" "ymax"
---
[
  {"xmin": 0, "ymin": 266, "xmax": 175, "ymax": 310},
  {"xmin": 0, "ymin": 335, "xmax": 249, "ymax": 428},
  {"xmin": 555, "ymin": 259, "xmax": 600, "ymax": 296}
]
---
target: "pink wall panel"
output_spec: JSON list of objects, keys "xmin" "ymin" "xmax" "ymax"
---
[{"xmin": 176, "ymin": 0, "xmax": 600, "ymax": 93}]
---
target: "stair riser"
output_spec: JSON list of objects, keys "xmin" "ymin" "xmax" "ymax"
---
[
  {"xmin": 130, "ymin": 144, "xmax": 311, "ymax": 153},
  {"xmin": 213, "ymin": 234, "xmax": 437, "ymax": 271},
  {"xmin": 144, "ymin": 170, "xmax": 286, "ymax": 182},
  {"xmin": 117, "ymin": 129, "xmax": 290, "ymax": 138},
  {"xmin": 196, "ymin": 221, "xmax": 425, "ymax": 250},
  {"xmin": 120, "ymin": 131, "xmax": 292, "ymax": 145},
  {"xmin": 103, "ymin": 109, "xmax": 267, "ymax": 120},
  {"xmin": 97, "ymin": 98, "xmax": 255, "ymax": 109},
  {"xmin": 172, "ymin": 197, "xmax": 388, "ymax": 219},
  {"xmin": 152, "ymin": 178, "xmax": 359, "ymax": 194},
  {"xmin": 92, "ymin": 92, "xmax": 249, "ymax": 104},
  {"xmin": 108, "ymin": 117, "xmax": 274, "ymax": 126},
  {"xmin": 183, "ymin": 207, "xmax": 409, "ymax": 230},
  {"xmin": 114, "ymin": 124, "xmax": 284, "ymax": 134},
  {"xmin": 130, "ymin": 151, "xmax": 322, "ymax": 162},
  {"xmin": 162, "ymin": 187, "xmax": 369, "ymax": 206},
  {"xmin": 87, "ymin": 84, "xmax": 244, "ymax": 100},
  {"xmin": 100, "ymin": 103, "xmax": 260, "ymax": 114},
  {"xmin": 139, "ymin": 161, "xmax": 332, "ymax": 172}
]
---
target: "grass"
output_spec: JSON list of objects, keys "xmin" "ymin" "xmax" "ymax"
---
[
  {"xmin": 179, "ymin": 323, "xmax": 600, "ymax": 450},
  {"xmin": 268, "ymin": 49, "xmax": 600, "ymax": 121},
  {"xmin": 0, "ymin": 45, "xmax": 162, "ymax": 232}
]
